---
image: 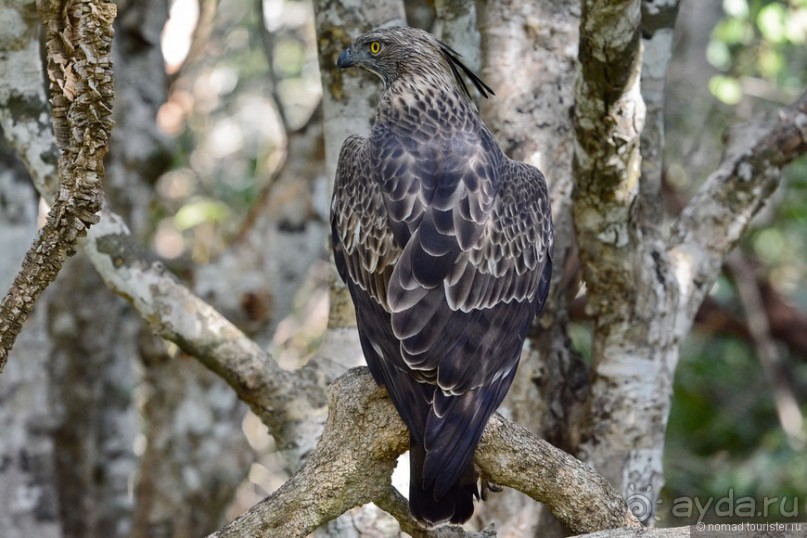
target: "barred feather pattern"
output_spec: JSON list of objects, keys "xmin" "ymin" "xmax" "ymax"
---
[{"xmin": 331, "ymin": 26, "xmax": 553, "ymax": 526}]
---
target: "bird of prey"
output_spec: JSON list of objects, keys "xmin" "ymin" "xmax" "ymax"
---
[{"xmin": 331, "ymin": 26, "xmax": 553, "ymax": 525}]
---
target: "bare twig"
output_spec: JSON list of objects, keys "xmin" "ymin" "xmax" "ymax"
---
[
  {"xmin": 727, "ymin": 253, "xmax": 805, "ymax": 448},
  {"xmin": 669, "ymin": 90, "xmax": 807, "ymax": 321},
  {"xmin": 211, "ymin": 368, "xmax": 639, "ymax": 538},
  {"xmin": 0, "ymin": 0, "xmax": 116, "ymax": 372}
]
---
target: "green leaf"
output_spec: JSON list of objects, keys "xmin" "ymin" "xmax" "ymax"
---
[
  {"xmin": 757, "ymin": 3, "xmax": 787, "ymax": 43},
  {"xmin": 174, "ymin": 198, "xmax": 231, "ymax": 230},
  {"xmin": 709, "ymin": 75, "xmax": 743, "ymax": 104}
]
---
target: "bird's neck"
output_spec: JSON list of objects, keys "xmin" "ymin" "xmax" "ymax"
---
[{"xmin": 377, "ymin": 75, "xmax": 472, "ymax": 126}]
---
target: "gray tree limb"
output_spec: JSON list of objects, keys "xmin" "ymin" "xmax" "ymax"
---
[
  {"xmin": 669, "ymin": 90, "xmax": 807, "ymax": 325},
  {"xmin": 571, "ymin": 0, "xmax": 807, "ymax": 527},
  {"xmin": 83, "ymin": 213, "xmax": 327, "ymax": 460},
  {"xmin": 0, "ymin": 0, "xmax": 326, "ymax": 474},
  {"xmin": 0, "ymin": 0, "xmax": 326, "ymax": 464},
  {"xmin": 3, "ymin": 1, "xmax": 805, "ymax": 536},
  {"xmin": 210, "ymin": 368, "xmax": 640, "ymax": 538}
]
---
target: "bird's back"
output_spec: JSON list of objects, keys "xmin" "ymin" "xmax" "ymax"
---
[{"xmin": 331, "ymin": 25, "xmax": 553, "ymax": 526}]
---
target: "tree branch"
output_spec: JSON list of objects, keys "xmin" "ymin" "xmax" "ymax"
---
[
  {"xmin": 0, "ymin": 1, "xmax": 327, "ymax": 464},
  {"xmin": 82, "ymin": 211, "xmax": 327, "ymax": 461},
  {"xmin": 0, "ymin": 0, "xmax": 116, "ymax": 373},
  {"xmin": 669, "ymin": 91, "xmax": 807, "ymax": 323},
  {"xmin": 727, "ymin": 253, "xmax": 805, "ymax": 447},
  {"xmin": 211, "ymin": 368, "xmax": 639, "ymax": 538},
  {"xmin": 372, "ymin": 485, "xmax": 496, "ymax": 538}
]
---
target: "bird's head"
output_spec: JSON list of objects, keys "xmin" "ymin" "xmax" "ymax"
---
[
  {"xmin": 336, "ymin": 26, "xmax": 493, "ymax": 99},
  {"xmin": 336, "ymin": 27, "xmax": 410, "ymax": 88}
]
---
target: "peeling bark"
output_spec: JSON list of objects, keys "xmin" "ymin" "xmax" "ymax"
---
[{"xmin": 0, "ymin": 0, "xmax": 115, "ymax": 372}]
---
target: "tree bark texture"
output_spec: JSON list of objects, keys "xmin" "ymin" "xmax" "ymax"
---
[
  {"xmin": 0, "ymin": 142, "xmax": 60, "ymax": 538},
  {"xmin": 571, "ymin": 0, "xmax": 807, "ymax": 528},
  {"xmin": 210, "ymin": 368, "xmax": 639, "ymax": 538},
  {"xmin": 46, "ymin": 256, "xmax": 139, "ymax": 537},
  {"xmin": 2, "ymin": 1, "xmax": 251, "ymax": 535},
  {"xmin": 572, "ymin": 0, "xmax": 679, "ymax": 521},
  {"xmin": 111, "ymin": 2, "xmax": 254, "ymax": 533},
  {"xmin": 0, "ymin": 0, "xmax": 115, "ymax": 371}
]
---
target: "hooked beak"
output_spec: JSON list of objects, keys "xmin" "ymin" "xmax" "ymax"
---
[{"xmin": 337, "ymin": 48, "xmax": 355, "ymax": 69}]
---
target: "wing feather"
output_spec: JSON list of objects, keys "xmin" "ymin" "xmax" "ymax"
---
[
  {"xmin": 331, "ymin": 135, "xmax": 399, "ymax": 309},
  {"xmin": 332, "ymin": 93, "xmax": 553, "ymax": 506},
  {"xmin": 373, "ymin": 118, "xmax": 553, "ymax": 390}
]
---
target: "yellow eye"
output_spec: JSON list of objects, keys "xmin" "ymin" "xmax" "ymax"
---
[{"xmin": 369, "ymin": 41, "xmax": 382, "ymax": 55}]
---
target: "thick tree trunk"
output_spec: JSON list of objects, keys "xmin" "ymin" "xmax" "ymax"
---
[
  {"xmin": 110, "ymin": 2, "xmax": 252, "ymax": 534},
  {"xmin": 47, "ymin": 257, "xmax": 139, "ymax": 538},
  {"xmin": 571, "ymin": 0, "xmax": 679, "ymax": 524},
  {"xmin": 475, "ymin": 1, "xmax": 586, "ymax": 535},
  {"xmin": 311, "ymin": 2, "xmax": 409, "ymax": 534}
]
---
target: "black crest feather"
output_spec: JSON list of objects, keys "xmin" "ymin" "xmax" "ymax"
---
[{"xmin": 438, "ymin": 42, "xmax": 495, "ymax": 100}]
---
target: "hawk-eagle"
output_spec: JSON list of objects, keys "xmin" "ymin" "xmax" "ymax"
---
[{"xmin": 331, "ymin": 26, "xmax": 553, "ymax": 525}]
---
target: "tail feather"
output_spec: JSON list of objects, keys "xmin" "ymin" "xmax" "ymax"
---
[{"xmin": 408, "ymin": 440, "xmax": 478, "ymax": 525}]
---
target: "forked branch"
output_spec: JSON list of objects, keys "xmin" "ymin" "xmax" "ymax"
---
[{"xmin": 210, "ymin": 368, "xmax": 639, "ymax": 538}]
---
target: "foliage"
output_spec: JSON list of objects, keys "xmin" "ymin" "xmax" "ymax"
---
[
  {"xmin": 707, "ymin": 0, "xmax": 807, "ymax": 104},
  {"xmin": 664, "ymin": 2, "xmax": 807, "ymax": 524}
]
